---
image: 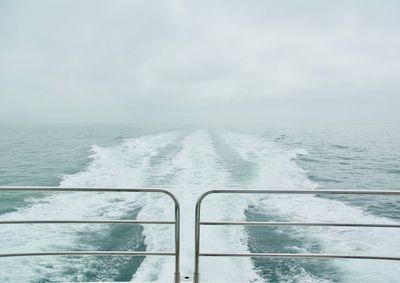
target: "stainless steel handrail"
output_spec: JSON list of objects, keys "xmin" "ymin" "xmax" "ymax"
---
[
  {"xmin": 0, "ymin": 187, "xmax": 181, "ymax": 283},
  {"xmin": 194, "ymin": 189, "xmax": 400, "ymax": 283}
]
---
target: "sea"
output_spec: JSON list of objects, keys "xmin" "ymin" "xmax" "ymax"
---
[{"xmin": 0, "ymin": 123, "xmax": 399, "ymax": 283}]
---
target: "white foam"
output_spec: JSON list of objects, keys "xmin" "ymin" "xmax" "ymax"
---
[
  {"xmin": 222, "ymin": 131, "xmax": 400, "ymax": 282},
  {"xmin": 0, "ymin": 131, "xmax": 180, "ymax": 282},
  {"xmin": 132, "ymin": 129, "xmax": 263, "ymax": 283},
  {"xmin": 1, "ymin": 129, "xmax": 399, "ymax": 282}
]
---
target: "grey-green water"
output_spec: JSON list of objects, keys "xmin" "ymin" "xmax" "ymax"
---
[{"xmin": 0, "ymin": 123, "xmax": 399, "ymax": 282}]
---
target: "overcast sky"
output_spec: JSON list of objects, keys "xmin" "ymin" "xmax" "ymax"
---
[{"xmin": 1, "ymin": 0, "xmax": 399, "ymax": 124}]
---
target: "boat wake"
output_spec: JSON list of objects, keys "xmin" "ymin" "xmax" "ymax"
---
[{"xmin": 0, "ymin": 129, "xmax": 399, "ymax": 282}]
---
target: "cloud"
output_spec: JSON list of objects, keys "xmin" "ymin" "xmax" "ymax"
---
[{"xmin": 0, "ymin": 0, "xmax": 399, "ymax": 123}]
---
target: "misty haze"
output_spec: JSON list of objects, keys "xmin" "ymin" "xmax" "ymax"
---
[{"xmin": 0, "ymin": 1, "xmax": 399, "ymax": 283}]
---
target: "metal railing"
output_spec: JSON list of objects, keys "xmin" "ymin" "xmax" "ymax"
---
[
  {"xmin": 0, "ymin": 187, "xmax": 181, "ymax": 283},
  {"xmin": 193, "ymin": 189, "xmax": 400, "ymax": 283}
]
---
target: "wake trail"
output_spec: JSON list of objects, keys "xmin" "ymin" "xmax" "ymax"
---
[
  {"xmin": 221, "ymin": 131, "xmax": 400, "ymax": 282},
  {"xmin": 132, "ymin": 129, "xmax": 263, "ymax": 283},
  {"xmin": 0, "ymin": 130, "xmax": 181, "ymax": 282},
  {"xmin": 2, "ymin": 128, "xmax": 398, "ymax": 282}
]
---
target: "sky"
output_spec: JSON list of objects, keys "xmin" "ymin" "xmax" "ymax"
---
[{"xmin": 0, "ymin": 0, "xmax": 399, "ymax": 124}]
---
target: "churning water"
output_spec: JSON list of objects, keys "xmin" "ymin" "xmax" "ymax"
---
[{"xmin": 0, "ymin": 124, "xmax": 399, "ymax": 282}]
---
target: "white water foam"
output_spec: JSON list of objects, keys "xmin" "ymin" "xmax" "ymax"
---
[
  {"xmin": 0, "ymin": 131, "xmax": 180, "ymax": 282},
  {"xmin": 0, "ymin": 129, "xmax": 263, "ymax": 282},
  {"xmin": 1, "ymin": 129, "xmax": 399, "ymax": 282},
  {"xmin": 222, "ymin": 131, "xmax": 400, "ymax": 283},
  {"xmin": 132, "ymin": 129, "xmax": 263, "ymax": 283}
]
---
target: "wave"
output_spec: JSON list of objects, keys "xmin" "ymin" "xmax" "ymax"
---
[
  {"xmin": 222, "ymin": 131, "xmax": 400, "ymax": 282},
  {"xmin": 0, "ymin": 128, "xmax": 399, "ymax": 282},
  {"xmin": 0, "ymin": 130, "xmax": 180, "ymax": 282},
  {"xmin": 131, "ymin": 129, "xmax": 263, "ymax": 282}
]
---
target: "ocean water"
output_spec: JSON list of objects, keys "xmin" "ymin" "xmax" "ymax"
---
[{"xmin": 0, "ymin": 123, "xmax": 399, "ymax": 282}]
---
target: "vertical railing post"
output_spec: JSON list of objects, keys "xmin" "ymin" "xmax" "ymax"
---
[
  {"xmin": 174, "ymin": 195, "xmax": 181, "ymax": 283},
  {"xmin": 193, "ymin": 196, "xmax": 203, "ymax": 283}
]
